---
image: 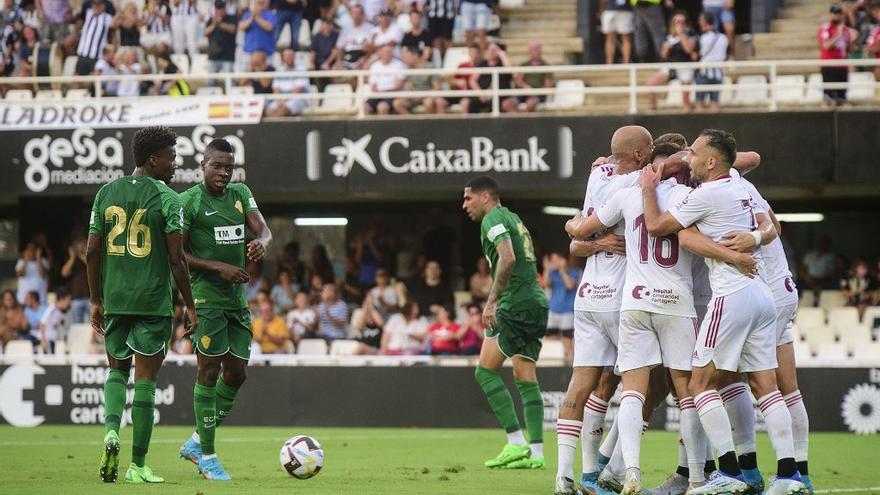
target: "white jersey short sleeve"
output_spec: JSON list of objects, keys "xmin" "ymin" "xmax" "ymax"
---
[
  {"xmin": 668, "ymin": 176, "xmax": 765, "ymax": 297},
  {"xmin": 573, "ymin": 166, "xmax": 639, "ymax": 312}
]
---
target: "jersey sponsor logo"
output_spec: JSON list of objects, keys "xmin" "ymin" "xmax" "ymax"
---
[
  {"xmin": 214, "ymin": 224, "xmax": 245, "ymax": 245},
  {"xmin": 631, "ymin": 285, "xmax": 681, "ymax": 305},
  {"xmin": 205, "ymin": 210, "xmax": 219, "ymax": 216},
  {"xmin": 578, "ymin": 282, "xmax": 591, "ymax": 298},
  {"xmin": 632, "ymin": 285, "xmax": 650, "ymax": 299},
  {"xmin": 784, "ymin": 277, "xmax": 795, "ymax": 293}
]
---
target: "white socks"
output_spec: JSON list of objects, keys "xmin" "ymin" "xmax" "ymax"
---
[
  {"xmin": 507, "ymin": 429, "xmax": 526, "ymax": 446},
  {"xmin": 757, "ymin": 391, "xmax": 795, "ymax": 461},
  {"xmin": 618, "ymin": 391, "xmax": 646, "ymax": 471},
  {"xmin": 695, "ymin": 390, "xmax": 736, "ymax": 455},
  {"xmin": 720, "ymin": 382, "xmax": 757, "ymax": 455},
  {"xmin": 583, "ymin": 394, "xmax": 609, "ymax": 475},
  {"xmin": 784, "ymin": 390, "xmax": 810, "ymax": 463},
  {"xmin": 531, "ymin": 442, "xmax": 544, "ymax": 458},
  {"xmin": 679, "ymin": 396, "xmax": 708, "ymax": 483},
  {"xmin": 557, "ymin": 419, "xmax": 583, "ymax": 479}
]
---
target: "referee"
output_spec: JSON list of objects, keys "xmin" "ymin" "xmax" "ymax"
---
[{"xmin": 75, "ymin": 0, "xmax": 117, "ymax": 76}]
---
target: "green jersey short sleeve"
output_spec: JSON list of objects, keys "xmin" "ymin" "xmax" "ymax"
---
[
  {"xmin": 88, "ymin": 176, "xmax": 181, "ymax": 317},
  {"xmin": 479, "ymin": 206, "xmax": 548, "ymax": 311},
  {"xmin": 180, "ymin": 183, "xmax": 256, "ymax": 310}
]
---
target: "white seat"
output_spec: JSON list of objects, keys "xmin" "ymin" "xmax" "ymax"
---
[
  {"xmin": 329, "ymin": 339, "xmax": 360, "ymax": 356},
  {"xmin": 36, "ymin": 89, "xmax": 63, "ymax": 100},
  {"xmin": 819, "ymin": 290, "xmax": 847, "ymax": 312},
  {"xmin": 660, "ymin": 79, "xmax": 695, "ymax": 108},
  {"xmin": 815, "ymin": 342, "xmax": 848, "ymax": 360},
  {"xmin": 65, "ymin": 88, "xmax": 90, "ymax": 99},
  {"xmin": 442, "ymin": 47, "xmax": 470, "ymax": 71},
  {"xmin": 4, "ymin": 340, "xmax": 34, "ymax": 357},
  {"xmin": 847, "ymin": 71, "xmax": 875, "ymax": 102},
  {"xmin": 539, "ymin": 338, "xmax": 565, "ymax": 360},
  {"xmin": 774, "ymin": 74, "xmax": 805, "ymax": 103},
  {"xmin": 794, "ymin": 306, "xmax": 825, "ymax": 329},
  {"xmin": 719, "ymin": 76, "xmax": 734, "ymax": 106},
  {"xmin": 851, "ymin": 343, "xmax": 880, "ymax": 362},
  {"xmin": 733, "ymin": 75, "xmax": 768, "ymax": 105},
  {"xmin": 839, "ymin": 325, "xmax": 873, "ymax": 354},
  {"xmin": 297, "ymin": 18, "xmax": 311, "ymax": 49},
  {"xmin": 793, "ymin": 341, "xmax": 813, "ymax": 362},
  {"xmin": 499, "ymin": 0, "xmax": 525, "ymax": 7},
  {"xmin": 804, "ymin": 73, "xmax": 824, "ymax": 104},
  {"xmin": 190, "ymin": 53, "xmax": 210, "ymax": 75},
  {"xmin": 862, "ymin": 306, "xmax": 880, "ymax": 328},
  {"xmin": 170, "ymin": 53, "xmax": 190, "ymax": 74},
  {"xmin": 804, "ymin": 325, "xmax": 835, "ymax": 354},
  {"xmin": 297, "ymin": 339, "xmax": 328, "ymax": 355},
  {"xmin": 319, "ymin": 83, "xmax": 355, "ymax": 113},
  {"xmin": 228, "ymin": 85, "xmax": 254, "ymax": 95},
  {"xmin": 67, "ymin": 324, "xmax": 94, "ymax": 355},
  {"xmin": 53, "ymin": 340, "xmax": 67, "ymax": 356},
  {"xmin": 553, "ymin": 79, "xmax": 585, "ymax": 109},
  {"xmin": 196, "ymin": 86, "xmax": 223, "ymax": 95},
  {"xmin": 828, "ymin": 307, "xmax": 860, "ymax": 338},
  {"xmin": 62, "ymin": 55, "xmax": 78, "ymax": 76},
  {"xmin": 5, "ymin": 89, "xmax": 33, "ymax": 101},
  {"xmin": 799, "ymin": 290, "xmax": 816, "ymax": 308}
]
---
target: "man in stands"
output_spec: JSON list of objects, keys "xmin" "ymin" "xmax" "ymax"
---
[
  {"xmin": 332, "ymin": 4, "xmax": 371, "ymax": 70},
  {"xmin": 425, "ymin": 0, "xmax": 456, "ymax": 59},
  {"xmin": 514, "ymin": 41, "xmax": 554, "ymax": 112},
  {"xmin": 600, "ymin": 0, "xmax": 634, "ymax": 63},
  {"xmin": 239, "ymin": 0, "xmax": 277, "ymax": 72},
  {"xmin": 364, "ymin": 43, "xmax": 405, "ymax": 115},
  {"xmin": 75, "ymin": 0, "xmax": 117, "ymax": 76},
  {"xmin": 401, "ymin": 8, "xmax": 433, "ymax": 65},
  {"xmin": 818, "ymin": 3, "xmax": 855, "ymax": 106},
  {"xmin": 205, "ymin": 0, "xmax": 238, "ymax": 75}
]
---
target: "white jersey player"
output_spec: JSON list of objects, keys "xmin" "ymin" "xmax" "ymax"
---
[{"xmin": 639, "ymin": 129, "xmax": 806, "ymax": 495}]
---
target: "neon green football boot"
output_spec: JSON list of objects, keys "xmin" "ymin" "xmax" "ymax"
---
[
  {"xmin": 504, "ymin": 456, "xmax": 546, "ymax": 469},
  {"xmin": 124, "ymin": 463, "xmax": 165, "ymax": 483},
  {"xmin": 484, "ymin": 443, "xmax": 531, "ymax": 468},
  {"xmin": 99, "ymin": 431, "xmax": 121, "ymax": 482}
]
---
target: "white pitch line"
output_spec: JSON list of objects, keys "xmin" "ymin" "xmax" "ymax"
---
[
  {"xmin": 0, "ymin": 433, "xmax": 462, "ymax": 447},
  {"xmin": 815, "ymin": 489, "xmax": 880, "ymax": 494}
]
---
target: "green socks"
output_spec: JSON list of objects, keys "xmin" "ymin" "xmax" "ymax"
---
[
  {"xmin": 193, "ymin": 384, "xmax": 217, "ymax": 455},
  {"xmin": 515, "ymin": 380, "xmax": 544, "ymax": 445},
  {"xmin": 131, "ymin": 380, "xmax": 156, "ymax": 467},
  {"xmin": 214, "ymin": 377, "xmax": 239, "ymax": 427},
  {"xmin": 103, "ymin": 369, "xmax": 129, "ymax": 434},
  {"xmin": 475, "ymin": 366, "xmax": 522, "ymax": 434}
]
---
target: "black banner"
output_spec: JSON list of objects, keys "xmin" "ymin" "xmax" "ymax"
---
[{"xmin": 1, "ymin": 364, "xmax": 878, "ymax": 433}]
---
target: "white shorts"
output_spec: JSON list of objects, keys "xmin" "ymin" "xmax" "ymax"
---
[
  {"xmin": 573, "ymin": 310, "xmax": 619, "ymax": 368},
  {"xmin": 460, "ymin": 1, "xmax": 492, "ymax": 31},
  {"xmin": 662, "ymin": 67, "xmax": 695, "ymax": 83},
  {"xmin": 601, "ymin": 10, "xmax": 634, "ymax": 34},
  {"xmin": 617, "ymin": 310, "xmax": 698, "ymax": 372},
  {"xmin": 548, "ymin": 311, "xmax": 575, "ymax": 333},
  {"xmin": 692, "ymin": 280, "xmax": 777, "ymax": 373},
  {"xmin": 775, "ymin": 301, "xmax": 797, "ymax": 347}
]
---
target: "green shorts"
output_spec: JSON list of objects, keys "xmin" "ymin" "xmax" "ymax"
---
[
  {"xmin": 192, "ymin": 308, "xmax": 253, "ymax": 360},
  {"xmin": 104, "ymin": 315, "xmax": 174, "ymax": 360},
  {"xmin": 484, "ymin": 305, "xmax": 548, "ymax": 362}
]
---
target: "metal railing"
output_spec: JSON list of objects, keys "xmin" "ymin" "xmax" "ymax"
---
[{"xmin": 2, "ymin": 57, "xmax": 879, "ymax": 117}]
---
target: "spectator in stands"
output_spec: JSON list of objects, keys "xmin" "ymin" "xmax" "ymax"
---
[
  {"xmin": 318, "ymin": 283, "xmax": 349, "ymax": 340},
  {"xmin": 425, "ymin": 0, "xmax": 455, "ymax": 59},
  {"xmin": 311, "ymin": 17, "xmax": 338, "ymax": 89},
  {"xmin": 632, "ymin": 0, "xmax": 669, "ymax": 63},
  {"xmin": 843, "ymin": 0, "xmax": 865, "ymax": 28},
  {"xmin": 370, "ymin": 7, "xmax": 404, "ymax": 56},
  {"xmin": 458, "ymin": 303, "xmax": 483, "ymax": 355},
  {"xmin": 17, "ymin": 24, "xmax": 37, "ymax": 61},
  {"xmin": 60, "ymin": 238, "xmax": 89, "ymax": 324},
  {"xmin": 703, "ymin": 0, "xmax": 735, "ymax": 55},
  {"xmin": 427, "ymin": 304, "xmax": 460, "ymax": 355},
  {"xmin": 307, "ymin": 274, "xmax": 324, "ymax": 305},
  {"xmin": 694, "ymin": 11, "xmax": 728, "ymax": 112},
  {"xmin": 16, "ymin": 242, "xmax": 48, "ymax": 304},
  {"xmin": 0, "ymin": 290, "xmax": 27, "ymax": 346},
  {"xmin": 74, "ymin": 0, "xmax": 117, "ymax": 75},
  {"xmin": 116, "ymin": 2, "xmax": 144, "ymax": 53},
  {"xmin": 447, "ymin": 44, "xmax": 479, "ymax": 113},
  {"xmin": 840, "ymin": 258, "xmax": 879, "ymax": 317},
  {"xmin": 799, "ymin": 235, "xmax": 841, "ymax": 298},
  {"xmin": 645, "ymin": 10, "xmax": 698, "ymax": 111},
  {"xmin": 460, "ymin": 0, "xmax": 492, "ymax": 52},
  {"xmin": 394, "ymin": 45, "xmax": 447, "ymax": 114},
  {"xmin": 205, "ymin": 0, "xmax": 238, "ymax": 75},
  {"xmin": 341, "ymin": 255, "xmax": 365, "ymax": 304},
  {"xmin": 277, "ymin": 241, "xmax": 307, "ymax": 286},
  {"xmin": 252, "ymin": 296, "xmax": 292, "ymax": 353},
  {"xmin": 405, "ymin": 259, "xmax": 453, "ymax": 317},
  {"xmin": 287, "ymin": 291, "xmax": 319, "ymax": 342},
  {"xmin": 354, "ymin": 295, "xmax": 384, "ymax": 354},
  {"xmin": 402, "ymin": 7, "xmax": 432, "ymax": 64},
  {"xmin": 543, "ymin": 251, "xmax": 578, "ymax": 362},
  {"xmin": 116, "ymin": 48, "xmax": 143, "ymax": 97},
  {"xmin": 514, "ymin": 40, "xmax": 553, "ymax": 112},
  {"xmin": 469, "ymin": 41, "xmax": 518, "ymax": 113},
  {"xmin": 141, "ymin": 0, "xmax": 172, "ymax": 53},
  {"xmin": 367, "ymin": 267, "xmax": 399, "ymax": 321},
  {"xmin": 600, "ymin": 0, "xmax": 634, "ymax": 64},
  {"xmin": 365, "ymin": 44, "xmax": 405, "ymax": 112},
  {"xmin": 819, "ymin": 3, "xmax": 855, "ymax": 106},
  {"xmin": 94, "ymin": 45, "xmax": 119, "ymax": 96},
  {"xmin": 273, "ymin": 0, "xmax": 304, "ymax": 50},
  {"xmin": 271, "ymin": 269, "xmax": 301, "ymax": 313},
  {"xmin": 37, "ymin": 0, "xmax": 71, "ymax": 43},
  {"xmin": 267, "ymin": 46, "xmax": 312, "ymax": 116},
  {"xmin": 469, "ymin": 256, "xmax": 492, "ymax": 305},
  {"xmin": 169, "ymin": 322, "xmax": 194, "ymax": 354},
  {"xmin": 380, "ymin": 300, "xmax": 428, "ymax": 354},
  {"xmin": 38, "ymin": 287, "xmax": 71, "ymax": 354},
  {"xmin": 22, "ymin": 290, "xmax": 44, "ymax": 345},
  {"xmin": 155, "ymin": 51, "xmax": 192, "ymax": 95},
  {"xmin": 239, "ymin": 0, "xmax": 277, "ymax": 72},
  {"xmin": 331, "ymin": 3, "xmax": 371, "ymax": 69},
  {"xmin": 243, "ymin": 49, "xmax": 275, "ymax": 92}
]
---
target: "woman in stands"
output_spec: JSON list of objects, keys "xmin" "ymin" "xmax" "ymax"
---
[{"xmin": 644, "ymin": 10, "xmax": 698, "ymax": 112}]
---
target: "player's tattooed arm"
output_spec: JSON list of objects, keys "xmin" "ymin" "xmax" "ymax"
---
[
  {"xmin": 167, "ymin": 231, "xmax": 199, "ymax": 337},
  {"xmin": 182, "ymin": 230, "xmax": 250, "ymax": 283},
  {"xmin": 678, "ymin": 227, "xmax": 758, "ymax": 278},
  {"xmin": 85, "ymin": 234, "xmax": 105, "ymax": 335},
  {"xmin": 719, "ymin": 212, "xmax": 778, "ymax": 252},
  {"xmin": 483, "ymin": 239, "xmax": 516, "ymax": 330},
  {"xmin": 732, "ymin": 151, "xmax": 761, "ymax": 176},
  {"xmin": 246, "ymin": 209, "xmax": 273, "ymax": 262}
]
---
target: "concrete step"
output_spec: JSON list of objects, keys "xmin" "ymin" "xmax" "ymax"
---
[
  {"xmin": 771, "ymin": 17, "xmax": 824, "ymax": 32},
  {"xmin": 502, "ymin": 37, "xmax": 583, "ymax": 51},
  {"xmin": 500, "ymin": 19, "xmax": 577, "ymax": 31},
  {"xmin": 778, "ymin": 7, "xmax": 832, "ymax": 19}
]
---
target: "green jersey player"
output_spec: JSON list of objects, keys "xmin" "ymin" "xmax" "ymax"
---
[
  {"xmin": 177, "ymin": 138, "xmax": 272, "ymax": 481},
  {"xmin": 87, "ymin": 126, "xmax": 199, "ymax": 484},
  {"xmin": 462, "ymin": 175, "xmax": 549, "ymax": 470}
]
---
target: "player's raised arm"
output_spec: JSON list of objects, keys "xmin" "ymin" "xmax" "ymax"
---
[
  {"xmin": 678, "ymin": 227, "xmax": 758, "ymax": 278},
  {"xmin": 639, "ymin": 164, "xmax": 685, "ymax": 236},
  {"xmin": 733, "ymin": 151, "xmax": 761, "ymax": 175},
  {"xmin": 719, "ymin": 212, "xmax": 779, "ymax": 253},
  {"xmin": 483, "ymin": 237, "xmax": 515, "ymax": 329}
]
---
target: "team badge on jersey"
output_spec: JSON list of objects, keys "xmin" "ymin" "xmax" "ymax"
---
[
  {"xmin": 201, "ymin": 335, "xmax": 212, "ymax": 349},
  {"xmin": 234, "ymin": 200, "xmax": 243, "ymax": 213}
]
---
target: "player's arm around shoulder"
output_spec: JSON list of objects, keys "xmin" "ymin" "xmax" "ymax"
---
[{"xmin": 641, "ymin": 167, "xmax": 689, "ymax": 237}]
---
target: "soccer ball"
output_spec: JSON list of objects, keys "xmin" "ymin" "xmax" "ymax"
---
[{"xmin": 279, "ymin": 435, "xmax": 324, "ymax": 479}]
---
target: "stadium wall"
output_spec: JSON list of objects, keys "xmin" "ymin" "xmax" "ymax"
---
[{"xmin": 1, "ymin": 364, "xmax": 879, "ymax": 434}]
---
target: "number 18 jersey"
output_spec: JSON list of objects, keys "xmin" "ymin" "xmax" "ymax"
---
[
  {"xmin": 597, "ymin": 180, "xmax": 697, "ymax": 317},
  {"xmin": 88, "ymin": 175, "xmax": 182, "ymax": 317}
]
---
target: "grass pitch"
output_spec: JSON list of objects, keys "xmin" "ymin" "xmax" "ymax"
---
[{"xmin": 1, "ymin": 426, "xmax": 878, "ymax": 494}]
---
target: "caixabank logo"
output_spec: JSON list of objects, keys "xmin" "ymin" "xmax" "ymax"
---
[{"xmin": 0, "ymin": 364, "xmax": 175, "ymax": 427}]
